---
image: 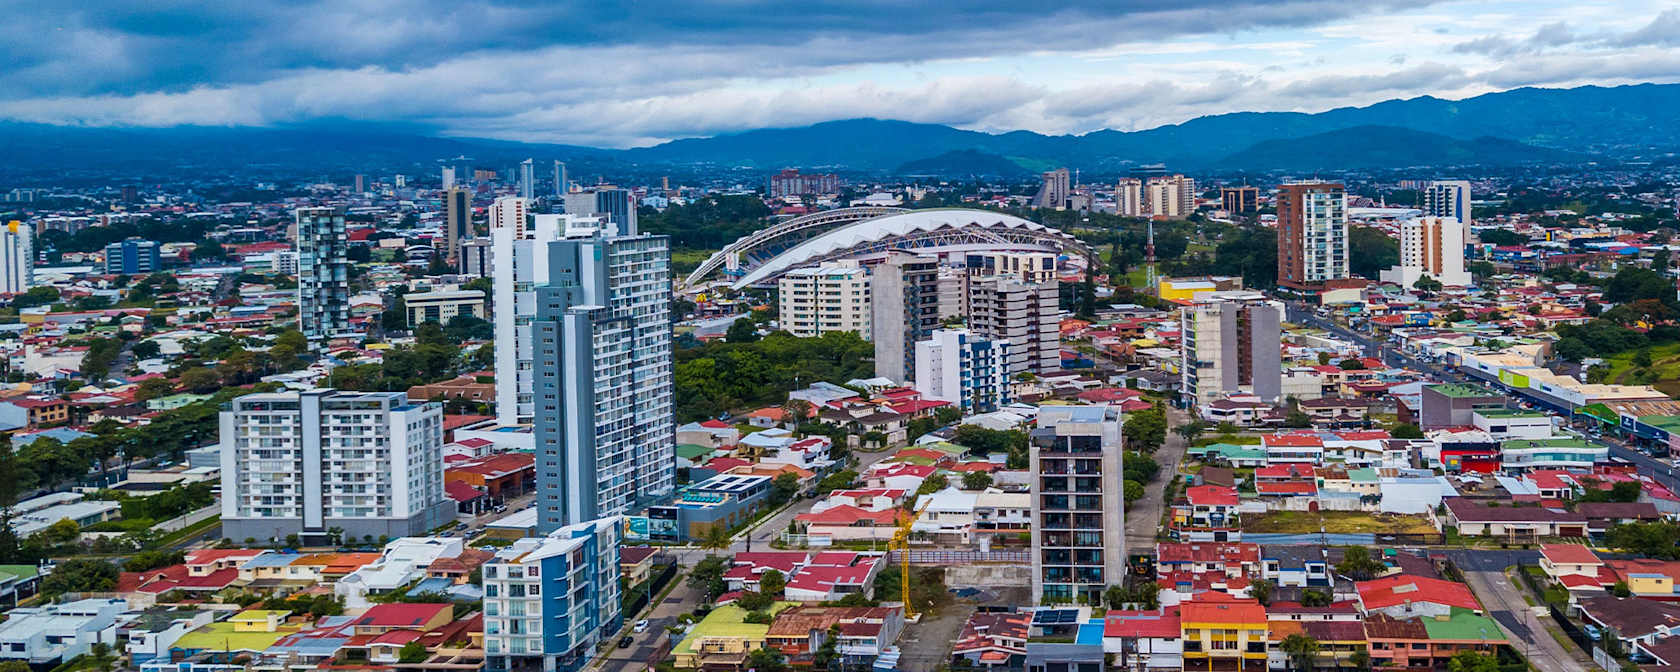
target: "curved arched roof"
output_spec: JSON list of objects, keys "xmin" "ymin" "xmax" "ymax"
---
[{"xmin": 730, "ymin": 208, "xmax": 1086, "ymax": 288}]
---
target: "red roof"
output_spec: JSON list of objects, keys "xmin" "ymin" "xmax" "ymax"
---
[
  {"xmin": 796, "ymin": 505, "xmax": 906, "ymax": 526},
  {"xmin": 447, "ymin": 452, "xmax": 534, "ymax": 478},
  {"xmin": 445, "ymin": 481, "xmax": 486, "ymax": 503},
  {"xmin": 1541, "ymin": 544, "xmax": 1602, "ymax": 566},
  {"xmin": 1185, "ymin": 485, "xmax": 1239, "ymax": 507},
  {"xmin": 352, "ymin": 603, "xmax": 452, "ymax": 628},
  {"xmin": 1256, "ymin": 481, "xmax": 1318, "ymax": 495},
  {"xmin": 1180, "ymin": 597, "xmax": 1266, "ymax": 624},
  {"xmin": 442, "ymin": 414, "xmax": 493, "ymax": 432},
  {"xmin": 704, "ymin": 457, "xmax": 753, "ymax": 472},
  {"xmin": 699, "ymin": 420, "xmax": 733, "ymax": 429},
  {"xmin": 1265, "ymin": 433, "xmax": 1323, "ymax": 447},
  {"xmin": 1356, "ymin": 575, "xmax": 1479, "ymax": 611},
  {"xmin": 1103, "ymin": 607, "xmax": 1182, "ymax": 638}
]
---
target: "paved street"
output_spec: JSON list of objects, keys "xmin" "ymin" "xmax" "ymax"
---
[
  {"xmin": 1128, "ymin": 405, "xmax": 1191, "ymax": 551},
  {"xmin": 1446, "ymin": 549, "xmax": 1598, "ymax": 672},
  {"xmin": 595, "ymin": 570, "xmax": 700, "ymax": 672}
]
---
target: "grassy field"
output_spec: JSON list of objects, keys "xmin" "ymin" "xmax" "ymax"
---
[
  {"xmin": 1191, "ymin": 434, "xmax": 1263, "ymax": 447},
  {"xmin": 671, "ymin": 248, "xmax": 717, "ymax": 276},
  {"xmin": 1599, "ymin": 342, "xmax": 1680, "ymax": 395},
  {"xmin": 1243, "ymin": 510, "xmax": 1438, "ymax": 535}
]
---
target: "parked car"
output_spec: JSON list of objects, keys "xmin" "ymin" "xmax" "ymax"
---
[
  {"xmin": 633, "ymin": 619, "xmax": 650, "ymax": 633},
  {"xmin": 617, "ymin": 636, "xmax": 633, "ymax": 648}
]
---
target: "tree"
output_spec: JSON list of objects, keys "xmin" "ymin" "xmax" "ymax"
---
[
  {"xmin": 737, "ymin": 589, "xmax": 773, "ymax": 612},
  {"xmin": 1283, "ymin": 410, "xmax": 1312, "ymax": 428},
  {"xmin": 134, "ymin": 377, "xmax": 177, "ymax": 401},
  {"xmin": 686, "ymin": 555, "xmax": 729, "ymax": 598},
  {"xmin": 1613, "ymin": 580, "xmax": 1632, "ymax": 597},
  {"xmin": 758, "ymin": 569, "xmax": 786, "ymax": 597},
  {"xmin": 812, "ymin": 625, "xmax": 841, "ymax": 669},
  {"xmin": 88, "ymin": 642, "xmax": 116, "ymax": 672},
  {"xmin": 961, "ymin": 471, "xmax": 993, "ymax": 491},
  {"xmin": 1173, "ymin": 420, "xmax": 1207, "ymax": 443},
  {"xmin": 131, "ymin": 339, "xmax": 162, "ymax": 360},
  {"xmin": 916, "ymin": 473, "xmax": 949, "ymax": 496},
  {"xmin": 726, "ymin": 317, "xmax": 759, "ymax": 343},
  {"xmin": 41, "ymin": 558, "xmax": 119, "ymax": 598},
  {"xmin": 1300, "ymin": 589, "xmax": 1332, "ymax": 607},
  {"xmin": 934, "ymin": 406, "xmax": 963, "ymax": 426},
  {"xmin": 1412, "ymin": 274, "xmax": 1443, "ymax": 296},
  {"xmin": 780, "ymin": 399, "xmax": 812, "ymax": 427},
  {"xmin": 0, "ymin": 661, "xmax": 32, "ymax": 672},
  {"xmin": 1349, "ymin": 649, "xmax": 1372, "ymax": 672},
  {"xmin": 1635, "ymin": 348, "xmax": 1655, "ymax": 368},
  {"xmin": 1338, "ymin": 358, "xmax": 1366, "ymax": 370},
  {"xmin": 1279, "ymin": 633, "xmax": 1320, "ymax": 672},
  {"xmin": 1123, "ymin": 405, "xmax": 1167, "ymax": 452},
  {"xmin": 1447, "ymin": 650, "xmax": 1500, "ymax": 672},
  {"xmin": 1249, "ymin": 578, "xmax": 1273, "ymax": 605},
  {"xmin": 1348, "ymin": 226, "xmax": 1399, "ymax": 280},
  {"xmin": 1603, "ymin": 521, "xmax": 1680, "ymax": 559},
  {"xmin": 1336, "ymin": 546, "xmax": 1386, "ymax": 581},
  {"xmin": 179, "ymin": 367, "xmax": 220, "ymax": 393},
  {"xmin": 1123, "ymin": 480, "xmax": 1144, "ymax": 503},
  {"xmin": 1391, "ymin": 423, "xmax": 1424, "ymax": 439},
  {"xmin": 125, "ymin": 550, "xmax": 185, "ymax": 572},
  {"xmin": 747, "ymin": 646, "xmax": 788, "ymax": 672},
  {"xmin": 700, "ymin": 524, "xmax": 732, "ymax": 551},
  {"xmin": 398, "ymin": 641, "xmax": 429, "ymax": 663},
  {"xmin": 768, "ymin": 472, "xmax": 800, "ymax": 507}
]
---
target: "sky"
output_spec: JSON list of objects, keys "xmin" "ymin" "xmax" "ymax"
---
[{"xmin": 3, "ymin": 0, "xmax": 1678, "ymax": 148}]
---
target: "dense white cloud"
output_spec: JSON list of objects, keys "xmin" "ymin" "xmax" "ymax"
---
[{"xmin": 1, "ymin": 0, "xmax": 1678, "ymax": 147}]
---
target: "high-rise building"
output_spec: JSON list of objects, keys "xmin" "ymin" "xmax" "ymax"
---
[
  {"xmin": 1221, "ymin": 186, "xmax": 1259, "ymax": 214},
  {"xmin": 967, "ymin": 276, "xmax": 1059, "ymax": 376},
  {"xmin": 564, "ymin": 188, "xmax": 637, "ymax": 235},
  {"xmin": 353, "ymin": 174, "xmax": 366, "ymax": 193},
  {"xmin": 482, "ymin": 517, "xmax": 622, "ymax": 672},
  {"xmin": 443, "ymin": 187, "xmax": 473, "ymax": 263},
  {"xmin": 518, "ymin": 159, "xmax": 535, "ymax": 201},
  {"xmin": 103, "ymin": 237, "xmax": 161, "ymax": 275},
  {"xmin": 964, "ymin": 251, "xmax": 1057, "ymax": 284},
  {"xmin": 1275, "ymin": 182, "xmax": 1348, "ymax": 291},
  {"xmin": 1033, "ymin": 168, "xmax": 1071, "ymax": 210},
  {"xmin": 489, "ymin": 196, "xmax": 531, "ymax": 239},
  {"xmin": 553, "ymin": 161, "xmax": 566, "ymax": 197},
  {"xmin": 492, "ymin": 212, "xmax": 569, "ymax": 426},
  {"xmin": 1144, "ymin": 175, "xmax": 1196, "ymax": 218},
  {"xmin": 531, "ymin": 222, "xmax": 673, "ymax": 531},
  {"xmin": 935, "ymin": 266, "xmax": 967, "ymax": 321},
  {"xmin": 458, "ymin": 239, "xmax": 493, "ymax": 278},
  {"xmin": 0, "ymin": 221, "xmax": 31, "ymax": 295},
  {"xmin": 1115, "ymin": 178, "xmax": 1143, "ymax": 217},
  {"xmin": 914, "ymin": 329, "xmax": 1012, "ymax": 414},
  {"xmin": 777, "ymin": 261, "xmax": 872, "ymax": 339},
  {"xmin": 1181, "ymin": 290, "xmax": 1284, "ymax": 405},
  {"xmin": 218, "ymin": 390, "xmax": 452, "ymax": 542},
  {"xmin": 1424, "ymin": 179, "xmax": 1473, "ymax": 235},
  {"xmin": 296, "ymin": 208, "xmax": 353, "ymax": 347},
  {"xmin": 441, "ymin": 166, "xmax": 457, "ymax": 190},
  {"xmin": 1029, "ymin": 405, "xmax": 1126, "ymax": 605},
  {"xmin": 394, "ymin": 174, "xmax": 407, "ymax": 189},
  {"xmin": 869, "ymin": 251, "xmax": 939, "ymax": 384},
  {"xmin": 1381, "ymin": 216, "xmax": 1470, "ymax": 289},
  {"xmin": 768, "ymin": 169, "xmax": 841, "ymax": 198}
]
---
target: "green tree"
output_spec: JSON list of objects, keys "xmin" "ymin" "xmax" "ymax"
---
[
  {"xmin": 686, "ymin": 555, "xmax": 729, "ymax": 599},
  {"xmin": 1123, "ymin": 480, "xmax": 1144, "ymax": 503},
  {"xmin": 88, "ymin": 642, "xmax": 116, "ymax": 672},
  {"xmin": 1173, "ymin": 420, "xmax": 1207, "ymax": 443},
  {"xmin": 768, "ymin": 472, "xmax": 800, "ymax": 507},
  {"xmin": 1249, "ymin": 578, "xmax": 1273, "ymax": 605},
  {"xmin": 1391, "ymin": 424, "xmax": 1424, "ymax": 439},
  {"xmin": 1336, "ymin": 546, "xmax": 1386, "ymax": 581},
  {"xmin": 747, "ymin": 646, "xmax": 788, "ymax": 672},
  {"xmin": 758, "ymin": 569, "xmax": 786, "ymax": 597},
  {"xmin": 812, "ymin": 625, "xmax": 841, "ymax": 668},
  {"xmin": 1283, "ymin": 410, "xmax": 1313, "ymax": 428},
  {"xmin": 41, "ymin": 558, "xmax": 119, "ymax": 598},
  {"xmin": 1447, "ymin": 650, "xmax": 1500, "ymax": 672},
  {"xmin": 916, "ymin": 473, "xmax": 949, "ymax": 496},
  {"xmin": 1122, "ymin": 405, "xmax": 1167, "ymax": 452},
  {"xmin": 1300, "ymin": 589, "xmax": 1332, "ymax": 607},
  {"xmin": 131, "ymin": 340, "xmax": 162, "ymax": 360},
  {"xmin": 726, "ymin": 317, "xmax": 759, "ymax": 343},
  {"xmin": 700, "ymin": 525, "xmax": 732, "ymax": 551},
  {"xmin": 398, "ymin": 641, "xmax": 429, "ymax": 663},
  {"xmin": 737, "ymin": 589, "xmax": 773, "ymax": 612},
  {"xmin": 1412, "ymin": 274, "xmax": 1443, "ymax": 295},
  {"xmin": 961, "ymin": 471, "xmax": 993, "ymax": 491},
  {"xmin": 1279, "ymin": 633, "xmax": 1319, "ymax": 672}
]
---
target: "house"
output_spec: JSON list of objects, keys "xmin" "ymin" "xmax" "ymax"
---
[
  {"xmin": 1266, "ymin": 620, "xmax": 1368, "ymax": 670},
  {"xmin": 1101, "ymin": 607, "xmax": 1183, "ymax": 671},
  {"xmin": 345, "ymin": 603, "xmax": 454, "ymax": 635},
  {"xmin": 951, "ymin": 612, "xmax": 1029, "ymax": 669},
  {"xmin": 1575, "ymin": 501, "xmax": 1662, "ymax": 536},
  {"xmin": 1179, "ymin": 596, "xmax": 1268, "ymax": 670},
  {"xmin": 1577, "ymin": 596, "xmax": 1680, "ymax": 653},
  {"xmin": 672, "ymin": 603, "xmax": 797, "ymax": 670},
  {"xmin": 762, "ymin": 606, "xmax": 904, "ymax": 668},
  {"xmin": 1261, "ymin": 546, "xmax": 1331, "ymax": 588},
  {"xmin": 1262, "ymin": 433, "xmax": 1324, "ymax": 465},
  {"xmin": 862, "ymin": 463, "xmax": 936, "ymax": 491},
  {"xmin": 1171, "ymin": 485, "xmax": 1241, "ymax": 542},
  {"xmin": 1199, "ymin": 397, "xmax": 1274, "ymax": 427},
  {"xmin": 445, "ymin": 453, "xmax": 536, "ymax": 501},
  {"xmin": 1441, "ymin": 498, "xmax": 1588, "ymax": 540},
  {"xmin": 121, "ymin": 608, "xmax": 216, "ymax": 664},
  {"xmin": 0, "ymin": 598, "xmax": 126, "ymax": 665},
  {"xmin": 677, "ymin": 420, "xmax": 741, "ymax": 450},
  {"xmin": 781, "ymin": 554, "xmax": 882, "ymax": 602},
  {"xmin": 619, "ymin": 547, "xmax": 660, "ymax": 586},
  {"xmin": 1538, "ymin": 544, "xmax": 1608, "ymax": 587},
  {"xmin": 793, "ymin": 506, "xmax": 905, "ymax": 543},
  {"xmin": 1605, "ymin": 559, "xmax": 1680, "ymax": 601},
  {"xmin": 1355, "ymin": 575, "xmax": 1480, "ymax": 619},
  {"xmin": 1364, "ymin": 610, "xmax": 1506, "ymax": 668}
]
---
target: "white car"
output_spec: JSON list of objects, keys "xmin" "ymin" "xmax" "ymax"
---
[{"xmin": 633, "ymin": 619, "xmax": 650, "ymax": 633}]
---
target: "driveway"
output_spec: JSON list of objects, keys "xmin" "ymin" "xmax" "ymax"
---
[
  {"xmin": 895, "ymin": 602, "xmax": 976, "ymax": 672},
  {"xmin": 1127, "ymin": 406, "xmax": 1191, "ymax": 551}
]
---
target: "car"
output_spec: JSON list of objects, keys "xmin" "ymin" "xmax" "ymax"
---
[
  {"xmin": 617, "ymin": 636, "xmax": 633, "ymax": 649},
  {"xmin": 633, "ymin": 619, "xmax": 650, "ymax": 633}
]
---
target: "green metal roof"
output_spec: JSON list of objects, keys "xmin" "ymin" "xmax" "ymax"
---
[
  {"xmin": 1421, "ymin": 608, "xmax": 1503, "ymax": 641},
  {"xmin": 675, "ymin": 443, "xmax": 715, "ymax": 460},
  {"xmin": 1427, "ymin": 383, "xmax": 1498, "ymax": 399},
  {"xmin": 1474, "ymin": 409, "xmax": 1546, "ymax": 419}
]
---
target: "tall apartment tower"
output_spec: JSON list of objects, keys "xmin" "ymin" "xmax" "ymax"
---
[
  {"xmin": 444, "ymin": 186, "xmax": 473, "ymax": 263},
  {"xmin": 457, "ymin": 239, "xmax": 493, "ymax": 278},
  {"xmin": 0, "ymin": 221, "xmax": 33, "ymax": 295},
  {"xmin": 1033, "ymin": 168, "xmax": 1072, "ymax": 209},
  {"xmin": 1275, "ymin": 182, "xmax": 1348, "ymax": 291},
  {"xmin": 1145, "ymin": 175, "xmax": 1197, "ymax": 218},
  {"xmin": 777, "ymin": 261, "xmax": 872, "ymax": 339},
  {"xmin": 1424, "ymin": 179, "xmax": 1473, "ymax": 236},
  {"xmin": 869, "ymin": 251, "xmax": 940, "ymax": 384},
  {"xmin": 914, "ymin": 329, "xmax": 1012, "ymax": 414},
  {"xmin": 1030, "ymin": 405, "xmax": 1126, "ymax": 605},
  {"xmin": 564, "ymin": 188, "xmax": 637, "ymax": 235},
  {"xmin": 553, "ymin": 160, "xmax": 566, "ymax": 198},
  {"xmin": 1181, "ymin": 290, "xmax": 1284, "ymax": 405},
  {"xmin": 483, "ymin": 517, "xmax": 622, "ymax": 672},
  {"xmin": 531, "ymin": 223, "xmax": 674, "ymax": 532},
  {"xmin": 218, "ymin": 390, "xmax": 452, "ymax": 542},
  {"xmin": 489, "ymin": 196, "xmax": 531, "ymax": 239},
  {"xmin": 492, "ymin": 212, "xmax": 570, "ymax": 426},
  {"xmin": 518, "ymin": 159, "xmax": 535, "ymax": 201},
  {"xmin": 104, "ymin": 237, "xmax": 161, "ymax": 275},
  {"xmin": 1221, "ymin": 186, "xmax": 1259, "ymax": 214},
  {"xmin": 964, "ymin": 251, "xmax": 1057, "ymax": 284},
  {"xmin": 1115, "ymin": 178, "xmax": 1144, "ymax": 217},
  {"xmin": 296, "ymin": 207, "xmax": 352, "ymax": 347},
  {"xmin": 968, "ymin": 276, "xmax": 1060, "ymax": 376},
  {"xmin": 1381, "ymin": 216, "xmax": 1470, "ymax": 289}
]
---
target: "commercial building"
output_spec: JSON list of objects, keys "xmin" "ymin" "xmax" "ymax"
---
[
  {"xmin": 1029, "ymin": 405, "xmax": 1126, "ymax": 604},
  {"xmin": 968, "ymin": 276, "xmax": 1059, "ymax": 376},
  {"xmin": 218, "ymin": 390, "xmax": 452, "ymax": 542},
  {"xmin": 1380, "ymin": 216, "xmax": 1470, "ymax": 288},
  {"xmin": 1220, "ymin": 186, "xmax": 1259, "ymax": 214},
  {"xmin": 517, "ymin": 158, "xmax": 535, "ymax": 201},
  {"xmin": 295, "ymin": 208, "xmax": 354, "ymax": 347},
  {"xmin": 404, "ymin": 290, "xmax": 486, "ymax": 327},
  {"xmin": 964, "ymin": 251, "xmax": 1057, "ymax": 284},
  {"xmin": 104, "ymin": 237, "xmax": 161, "ymax": 275},
  {"xmin": 769, "ymin": 169, "xmax": 840, "ymax": 198},
  {"xmin": 1116, "ymin": 178, "xmax": 1143, "ymax": 217},
  {"xmin": 1419, "ymin": 383, "xmax": 1506, "ymax": 430},
  {"xmin": 869, "ymin": 251, "xmax": 939, "ymax": 384},
  {"xmin": 482, "ymin": 516, "xmax": 622, "ymax": 672},
  {"xmin": 913, "ymin": 329, "xmax": 1012, "ymax": 414},
  {"xmin": 1423, "ymin": 179, "xmax": 1473, "ymax": 235},
  {"xmin": 564, "ymin": 188, "xmax": 636, "ymax": 235},
  {"xmin": 776, "ymin": 261, "xmax": 872, "ymax": 339},
  {"xmin": 1157, "ymin": 276, "xmax": 1244, "ymax": 304},
  {"xmin": 1034, "ymin": 168, "xmax": 1071, "ymax": 210},
  {"xmin": 530, "ymin": 221, "xmax": 674, "ymax": 532},
  {"xmin": 1180, "ymin": 290, "xmax": 1283, "ymax": 405},
  {"xmin": 1275, "ymin": 182, "xmax": 1348, "ymax": 291},
  {"xmin": 457, "ymin": 239, "xmax": 492, "ymax": 278},
  {"xmin": 1145, "ymin": 175, "xmax": 1197, "ymax": 218},
  {"xmin": 443, "ymin": 186, "xmax": 473, "ymax": 263}
]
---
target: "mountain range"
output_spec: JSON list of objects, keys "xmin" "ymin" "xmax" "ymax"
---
[{"xmin": 2, "ymin": 83, "xmax": 1678, "ymax": 178}]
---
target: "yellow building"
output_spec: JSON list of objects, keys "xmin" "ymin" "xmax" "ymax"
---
[
  {"xmin": 230, "ymin": 609, "xmax": 290, "ymax": 632},
  {"xmin": 1181, "ymin": 598, "xmax": 1269, "ymax": 670},
  {"xmin": 1158, "ymin": 276, "xmax": 1243, "ymax": 303}
]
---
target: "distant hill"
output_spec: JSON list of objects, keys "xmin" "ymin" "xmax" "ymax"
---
[
  {"xmin": 895, "ymin": 149, "xmax": 1031, "ymax": 177},
  {"xmin": 1217, "ymin": 125, "xmax": 1583, "ymax": 171}
]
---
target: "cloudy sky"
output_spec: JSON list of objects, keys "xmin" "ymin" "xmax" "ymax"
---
[{"xmin": 3, "ymin": 0, "xmax": 1677, "ymax": 148}]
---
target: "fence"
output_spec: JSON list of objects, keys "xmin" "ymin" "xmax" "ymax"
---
[{"xmin": 887, "ymin": 550, "xmax": 1029, "ymax": 565}]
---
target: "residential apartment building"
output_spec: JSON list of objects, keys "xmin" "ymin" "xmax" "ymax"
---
[
  {"xmin": 1029, "ymin": 405, "xmax": 1126, "ymax": 604},
  {"xmin": 777, "ymin": 261, "xmax": 872, "ymax": 339},
  {"xmin": 768, "ymin": 169, "xmax": 840, "ymax": 198},
  {"xmin": 488, "ymin": 196, "xmax": 531, "ymax": 239},
  {"xmin": 0, "ymin": 220, "xmax": 31, "ymax": 295},
  {"xmin": 457, "ymin": 239, "xmax": 493, "ymax": 278},
  {"xmin": 913, "ymin": 329, "xmax": 1012, "ymax": 414},
  {"xmin": 869, "ymin": 251, "xmax": 939, "ymax": 384},
  {"xmin": 1116, "ymin": 178, "xmax": 1144, "ymax": 217},
  {"xmin": 492, "ymin": 212, "xmax": 589, "ymax": 425},
  {"xmin": 1380, "ymin": 216, "xmax": 1470, "ymax": 288},
  {"xmin": 964, "ymin": 251, "xmax": 1057, "ymax": 284},
  {"xmin": 483, "ymin": 517, "xmax": 621, "ymax": 672},
  {"xmin": 1275, "ymin": 182, "xmax": 1348, "ymax": 291},
  {"xmin": 404, "ymin": 290, "xmax": 486, "ymax": 327},
  {"xmin": 218, "ymin": 390, "xmax": 452, "ymax": 542},
  {"xmin": 104, "ymin": 237, "xmax": 161, "ymax": 275},
  {"xmin": 296, "ymin": 207, "xmax": 354, "ymax": 347},
  {"xmin": 1034, "ymin": 168, "xmax": 1071, "ymax": 209},
  {"xmin": 1423, "ymin": 179, "xmax": 1473, "ymax": 235},
  {"xmin": 1180, "ymin": 599, "xmax": 1268, "ymax": 670},
  {"xmin": 443, "ymin": 186, "xmax": 473, "ymax": 262},
  {"xmin": 1145, "ymin": 175, "xmax": 1197, "ymax": 218},
  {"xmin": 968, "ymin": 276, "xmax": 1059, "ymax": 376},
  {"xmin": 531, "ymin": 223, "xmax": 674, "ymax": 531},
  {"xmin": 564, "ymin": 188, "xmax": 637, "ymax": 235},
  {"xmin": 1181, "ymin": 290, "xmax": 1284, "ymax": 405},
  {"xmin": 1220, "ymin": 186, "xmax": 1259, "ymax": 214}
]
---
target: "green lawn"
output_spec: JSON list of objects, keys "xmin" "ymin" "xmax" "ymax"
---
[
  {"xmin": 1602, "ymin": 341, "xmax": 1680, "ymax": 387},
  {"xmin": 1243, "ymin": 511, "xmax": 1437, "ymax": 535},
  {"xmin": 671, "ymin": 248, "xmax": 717, "ymax": 276}
]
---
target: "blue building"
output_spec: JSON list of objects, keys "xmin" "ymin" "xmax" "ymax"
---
[
  {"xmin": 645, "ymin": 472, "xmax": 773, "ymax": 542},
  {"xmin": 104, "ymin": 237, "xmax": 161, "ymax": 275},
  {"xmin": 482, "ymin": 516, "xmax": 622, "ymax": 672}
]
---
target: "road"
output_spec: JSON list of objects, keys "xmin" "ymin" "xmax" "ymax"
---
[
  {"xmin": 1128, "ymin": 405, "xmax": 1191, "ymax": 551},
  {"xmin": 596, "ymin": 558, "xmax": 699, "ymax": 672},
  {"xmin": 1447, "ymin": 549, "xmax": 1599, "ymax": 672}
]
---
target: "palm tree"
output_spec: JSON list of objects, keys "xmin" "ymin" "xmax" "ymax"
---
[
  {"xmin": 700, "ymin": 524, "xmax": 732, "ymax": 550},
  {"xmin": 1279, "ymin": 633, "xmax": 1319, "ymax": 671}
]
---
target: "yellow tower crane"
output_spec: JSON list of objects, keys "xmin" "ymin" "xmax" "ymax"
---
[{"xmin": 890, "ymin": 506, "xmax": 923, "ymax": 619}]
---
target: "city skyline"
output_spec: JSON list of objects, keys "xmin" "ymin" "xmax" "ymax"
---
[{"xmin": 1, "ymin": 1, "xmax": 1676, "ymax": 147}]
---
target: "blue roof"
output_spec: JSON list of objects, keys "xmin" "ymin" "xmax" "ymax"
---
[
  {"xmin": 1076, "ymin": 622, "xmax": 1104, "ymax": 646},
  {"xmin": 406, "ymin": 577, "xmax": 455, "ymax": 597},
  {"xmin": 242, "ymin": 552, "xmax": 299, "ymax": 568}
]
